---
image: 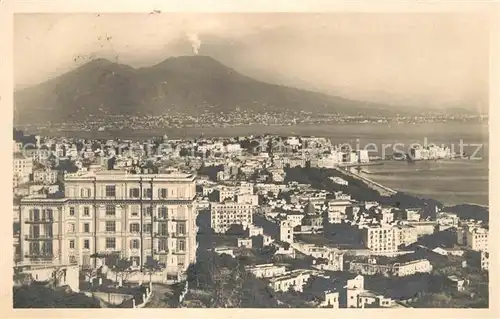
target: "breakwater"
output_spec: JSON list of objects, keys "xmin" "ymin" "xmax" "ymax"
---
[{"xmin": 337, "ymin": 167, "xmax": 397, "ymax": 196}]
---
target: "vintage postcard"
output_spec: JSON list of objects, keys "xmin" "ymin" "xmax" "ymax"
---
[{"xmin": 1, "ymin": 0, "xmax": 498, "ymax": 318}]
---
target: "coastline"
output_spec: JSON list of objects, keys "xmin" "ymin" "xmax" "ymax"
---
[{"xmin": 331, "ymin": 166, "xmax": 489, "ymax": 220}]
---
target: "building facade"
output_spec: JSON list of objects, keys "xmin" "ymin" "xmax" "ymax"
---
[
  {"xmin": 361, "ymin": 226, "xmax": 400, "ymax": 253},
  {"xmin": 210, "ymin": 201, "xmax": 253, "ymax": 233},
  {"xmin": 245, "ymin": 264, "xmax": 287, "ymax": 278},
  {"xmin": 19, "ymin": 171, "xmax": 198, "ymax": 278}
]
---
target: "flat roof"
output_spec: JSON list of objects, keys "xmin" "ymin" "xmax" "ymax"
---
[{"xmin": 65, "ymin": 170, "xmax": 196, "ymax": 182}]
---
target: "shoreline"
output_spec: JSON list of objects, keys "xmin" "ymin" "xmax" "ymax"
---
[{"xmin": 334, "ymin": 166, "xmax": 489, "ymax": 211}]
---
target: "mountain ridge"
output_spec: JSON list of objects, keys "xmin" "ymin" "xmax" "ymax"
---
[{"xmin": 14, "ymin": 56, "xmax": 413, "ymax": 124}]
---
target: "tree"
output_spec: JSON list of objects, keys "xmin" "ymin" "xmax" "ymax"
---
[
  {"xmin": 143, "ymin": 256, "xmax": 163, "ymax": 284},
  {"xmin": 81, "ymin": 265, "xmax": 98, "ymax": 283},
  {"xmin": 110, "ymin": 258, "xmax": 135, "ymax": 287}
]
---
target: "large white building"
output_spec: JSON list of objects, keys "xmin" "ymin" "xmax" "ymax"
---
[
  {"xmin": 458, "ymin": 226, "xmax": 489, "ymax": 252},
  {"xmin": 245, "ymin": 264, "xmax": 287, "ymax": 278},
  {"xmin": 14, "ymin": 154, "xmax": 33, "ymax": 186},
  {"xmin": 33, "ymin": 169, "xmax": 59, "ymax": 185},
  {"xmin": 19, "ymin": 171, "xmax": 198, "ymax": 279},
  {"xmin": 361, "ymin": 225, "xmax": 400, "ymax": 253},
  {"xmin": 268, "ymin": 270, "xmax": 312, "ymax": 292},
  {"xmin": 348, "ymin": 259, "xmax": 432, "ymax": 277},
  {"xmin": 210, "ymin": 201, "xmax": 253, "ymax": 233}
]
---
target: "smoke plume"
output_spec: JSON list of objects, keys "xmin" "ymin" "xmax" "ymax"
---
[{"xmin": 186, "ymin": 32, "xmax": 201, "ymax": 55}]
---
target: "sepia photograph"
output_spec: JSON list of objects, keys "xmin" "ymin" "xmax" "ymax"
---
[{"xmin": 10, "ymin": 7, "xmax": 493, "ymax": 311}]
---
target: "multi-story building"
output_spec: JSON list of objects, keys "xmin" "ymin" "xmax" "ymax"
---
[
  {"xmin": 395, "ymin": 225, "xmax": 418, "ymax": 248},
  {"xmin": 13, "ymin": 141, "xmax": 23, "ymax": 153},
  {"xmin": 268, "ymin": 270, "xmax": 312, "ymax": 292},
  {"xmin": 19, "ymin": 171, "xmax": 198, "ymax": 279},
  {"xmin": 210, "ymin": 201, "xmax": 253, "ymax": 233},
  {"xmin": 436, "ymin": 212, "xmax": 460, "ymax": 231},
  {"xmin": 236, "ymin": 193, "xmax": 259, "ymax": 206},
  {"xmin": 279, "ymin": 219, "xmax": 294, "ymax": 244},
  {"xmin": 348, "ymin": 259, "xmax": 432, "ymax": 277},
  {"xmin": 245, "ymin": 264, "xmax": 287, "ymax": 278},
  {"xmin": 14, "ymin": 154, "xmax": 33, "ymax": 185},
  {"xmin": 326, "ymin": 199, "xmax": 351, "ymax": 224},
  {"xmin": 285, "ymin": 212, "xmax": 304, "ymax": 228},
  {"xmin": 463, "ymin": 226, "xmax": 489, "ymax": 252},
  {"xmin": 33, "ymin": 169, "xmax": 59, "ymax": 185},
  {"xmin": 213, "ymin": 186, "xmax": 237, "ymax": 202},
  {"xmin": 361, "ymin": 225, "xmax": 400, "ymax": 253}
]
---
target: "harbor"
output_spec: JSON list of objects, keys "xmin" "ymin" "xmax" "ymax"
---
[{"xmin": 337, "ymin": 166, "xmax": 397, "ymax": 196}]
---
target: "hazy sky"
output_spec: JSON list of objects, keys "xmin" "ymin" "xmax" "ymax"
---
[{"xmin": 14, "ymin": 12, "xmax": 490, "ymax": 109}]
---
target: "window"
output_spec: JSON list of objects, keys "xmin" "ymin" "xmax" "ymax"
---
[
  {"xmin": 83, "ymin": 223, "xmax": 90, "ymax": 233},
  {"xmin": 143, "ymin": 188, "xmax": 152, "ymax": 198},
  {"xmin": 177, "ymin": 239, "xmax": 186, "ymax": 252},
  {"xmin": 130, "ymin": 239, "xmax": 140, "ymax": 249},
  {"xmin": 69, "ymin": 207, "xmax": 75, "ymax": 217},
  {"xmin": 83, "ymin": 207, "xmax": 90, "ymax": 216},
  {"xmin": 68, "ymin": 223, "xmax": 75, "ymax": 233},
  {"xmin": 130, "ymin": 223, "xmax": 140, "ymax": 233},
  {"xmin": 144, "ymin": 206, "xmax": 152, "ymax": 217},
  {"xmin": 159, "ymin": 223, "xmax": 167, "ymax": 236},
  {"xmin": 129, "ymin": 188, "xmax": 140, "ymax": 198},
  {"xmin": 83, "ymin": 239, "xmax": 90, "ymax": 249},
  {"xmin": 105, "ymin": 237, "xmax": 116, "ymax": 249},
  {"xmin": 105, "ymin": 185, "xmax": 116, "ymax": 197},
  {"xmin": 178, "ymin": 255, "xmax": 185, "ymax": 266},
  {"xmin": 158, "ymin": 207, "xmax": 167, "ymax": 219},
  {"xmin": 69, "ymin": 240, "xmax": 75, "ymax": 249},
  {"xmin": 159, "ymin": 188, "xmax": 168, "ymax": 199},
  {"xmin": 44, "ymin": 224, "xmax": 52, "ymax": 237},
  {"xmin": 81, "ymin": 188, "xmax": 90, "ymax": 198},
  {"xmin": 158, "ymin": 239, "xmax": 167, "ymax": 251},
  {"xmin": 106, "ymin": 205, "xmax": 116, "ymax": 216},
  {"xmin": 33, "ymin": 209, "xmax": 40, "ymax": 221},
  {"xmin": 143, "ymin": 223, "xmax": 152, "ymax": 234},
  {"xmin": 176, "ymin": 222, "xmax": 186, "ymax": 235},
  {"xmin": 105, "ymin": 221, "xmax": 116, "ymax": 232}
]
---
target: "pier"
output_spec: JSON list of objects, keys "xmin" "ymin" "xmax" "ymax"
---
[{"xmin": 337, "ymin": 167, "xmax": 397, "ymax": 196}]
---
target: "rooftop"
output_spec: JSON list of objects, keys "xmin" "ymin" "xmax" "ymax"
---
[{"xmin": 64, "ymin": 170, "xmax": 196, "ymax": 182}]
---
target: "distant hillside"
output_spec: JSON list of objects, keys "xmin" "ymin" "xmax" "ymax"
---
[{"xmin": 14, "ymin": 56, "xmax": 399, "ymax": 124}]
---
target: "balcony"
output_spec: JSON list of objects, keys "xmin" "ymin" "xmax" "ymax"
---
[
  {"xmin": 24, "ymin": 253, "xmax": 54, "ymax": 259},
  {"xmin": 153, "ymin": 249, "xmax": 169, "ymax": 255},
  {"xmin": 154, "ymin": 232, "xmax": 169, "ymax": 238},
  {"xmin": 171, "ymin": 215, "xmax": 187, "ymax": 221},
  {"xmin": 25, "ymin": 218, "xmax": 53, "ymax": 224},
  {"xmin": 25, "ymin": 235, "xmax": 53, "ymax": 241},
  {"xmin": 173, "ymin": 233, "xmax": 188, "ymax": 238}
]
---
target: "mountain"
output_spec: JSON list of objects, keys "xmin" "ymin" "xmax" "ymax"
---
[{"xmin": 14, "ymin": 56, "xmax": 398, "ymax": 124}]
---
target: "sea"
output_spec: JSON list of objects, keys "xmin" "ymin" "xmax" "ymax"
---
[{"xmin": 30, "ymin": 122, "xmax": 489, "ymax": 207}]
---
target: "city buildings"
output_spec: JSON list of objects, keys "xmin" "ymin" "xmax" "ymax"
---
[
  {"xmin": 245, "ymin": 264, "xmax": 287, "ymax": 278},
  {"xmin": 19, "ymin": 170, "xmax": 198, "ymax": 279},
  {"xmin": 268, "ymin": 270, "xmax": 312, "ymax": 292},
  {"xmin": 14, "ymin": 154, "xmax": 33, "ymax": 186},
  {"xmin": 361, "ymin": 225, "xmax": 400, "ymax": 253},
  {"xmin": 348, "ymin": 259, "xmax": 432, "ymax": 277},
  {"xmin": 458, "ymin": 226, "xmax": 489, "ymax": 252},
  {"xmin": 210, "ymin": 201, "xmax": 253, "ymax": 233}
]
